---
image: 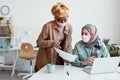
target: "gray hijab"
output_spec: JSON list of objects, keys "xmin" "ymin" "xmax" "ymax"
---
[{"xmin": 81, "ymin": 24, "xmax": 101, "ymax": 57}]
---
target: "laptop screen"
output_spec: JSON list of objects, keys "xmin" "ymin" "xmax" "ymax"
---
[{"xmin": 83, "ymin": 57, "xmax": 120, "ymax": 74}]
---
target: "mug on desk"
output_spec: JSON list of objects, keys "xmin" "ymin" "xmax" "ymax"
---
[{"xmin": 47, "ymin": 64, "xmax": 55, "ymax": 73}]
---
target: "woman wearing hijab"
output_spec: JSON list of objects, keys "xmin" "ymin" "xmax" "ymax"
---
[
  {"xmin": 71, "ymin": 24, "xmax": 110, "ymax": 67},
  {"xmin": 35, "ymin": 2, "xmax": 72, "ymax": 72}
]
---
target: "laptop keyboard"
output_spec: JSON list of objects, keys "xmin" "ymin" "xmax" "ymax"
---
[{"xmin": 83, "ymin": 66, "xmax": 92, "ymax": 73}]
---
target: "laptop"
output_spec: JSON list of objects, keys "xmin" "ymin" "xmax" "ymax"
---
[{"xmin": 83, "ymin": 57, "xmax": 120, "ymax": 74}]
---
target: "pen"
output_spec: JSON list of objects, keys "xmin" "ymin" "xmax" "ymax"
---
[{"xmin": 66, "ymin": 71, "xmax": 69, "ymax": 76}]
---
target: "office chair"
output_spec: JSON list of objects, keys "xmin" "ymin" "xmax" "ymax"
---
[{"xmin": 17, "ymin": 43, "xmax": 36, "ymax": 80}]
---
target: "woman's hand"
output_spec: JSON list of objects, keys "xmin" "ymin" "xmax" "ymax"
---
[
  {"xmin": 51, "ymin": 41, "xmax": 61, "ymax": 49},
  {"xmin": 80, "ymin": 56, "xmax": 95, "ymax": 66}
]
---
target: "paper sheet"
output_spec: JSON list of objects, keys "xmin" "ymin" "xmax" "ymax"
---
[{"xmin": 54, "ymin": 48, "xmax": 77, "ymax": 62}]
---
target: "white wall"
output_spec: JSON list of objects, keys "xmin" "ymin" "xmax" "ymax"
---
[
  {"xmin": 0, "ymin": 0, "xmax": 120, "ymax": 47},
  {"xmin": 0, "ymin": 0, "xmax": 120, "ymax": 71}
]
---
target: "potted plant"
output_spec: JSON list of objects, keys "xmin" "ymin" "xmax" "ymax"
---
[
  {"xmin": 0, "ymin": 17, "xmax": 13, "ymax": 49},
  {"xmin": 0, "ymin": 17, "xmax": 4, "ymax": 24},
  {"xmin": 103, "ymin": 38, "xmax": 120, "ymax": 57},
  {"xmin": 103, "ymin": 38, "xmax": 120, "ymax": 66}
]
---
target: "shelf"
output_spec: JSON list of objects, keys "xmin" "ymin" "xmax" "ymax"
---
[
  {"xmin": 0, "ymin": 62, "xmax": 13, "ymax": 67},
  {"xmin": 0, "ymin": 64, "xmax": 13, "ymax": 68},
  {"xmin": 0, "ymin": 50, "xmax": 19, "ymax": 77},
  {"xmin": 0, "ymin": 47, "xmax": 20, "ymax": 51}
]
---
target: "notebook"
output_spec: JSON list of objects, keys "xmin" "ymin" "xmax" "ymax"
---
[{"xmin": 83, "ymin": 57, "xmax": 120, "ymax": 74}]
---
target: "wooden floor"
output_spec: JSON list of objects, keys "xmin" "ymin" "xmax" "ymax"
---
[{"xmin": 0, "ymin": 70, "xmax": 29, "ymax": 80}]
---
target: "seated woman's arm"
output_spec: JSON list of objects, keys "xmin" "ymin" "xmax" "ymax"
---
[{"xmin": 71, "ymin": 45, "xmax": 83, "ymax": 67}]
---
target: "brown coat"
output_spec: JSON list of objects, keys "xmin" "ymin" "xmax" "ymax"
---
[{"xmin": 35, "ymin": 20, "xmax": 72, "ymax": 72}]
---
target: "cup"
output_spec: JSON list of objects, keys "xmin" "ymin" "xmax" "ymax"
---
[
  {"xmin": 47, "ymin": 64, "xmax": 55, "ymax": 73},
  {"xmin": 64, "ymin": 62, "xmax": 70, "ymax": 68},
  {"xmin": 64, "ymin": 62, "xmax": 71, "ymax": 71}
]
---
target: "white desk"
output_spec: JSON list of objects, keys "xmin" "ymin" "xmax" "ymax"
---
[
  {"xmin": 0, "ymin": 47, "xmax": 38, "ymax": 77},
  {"xmin": 28, "ymin": 65, "xmax": 120, "ymax": 80}
]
